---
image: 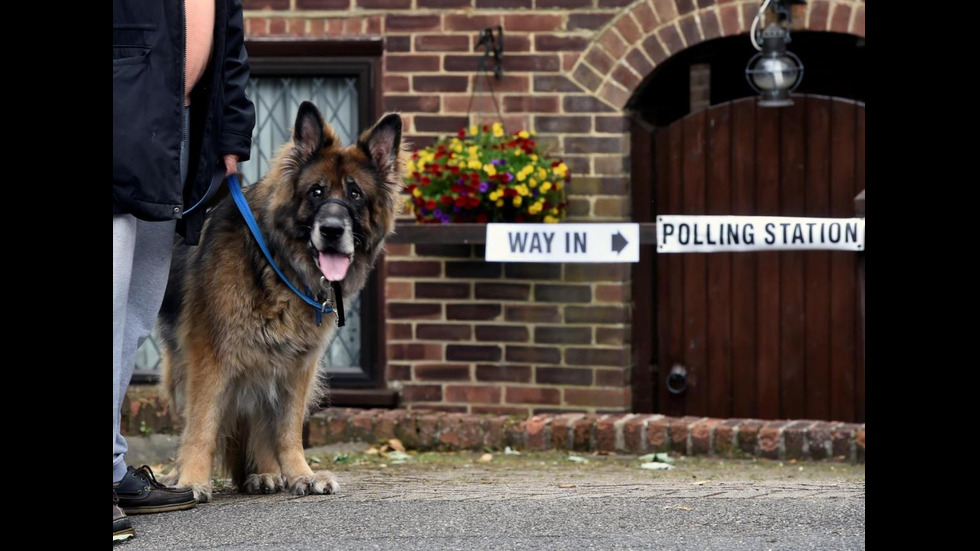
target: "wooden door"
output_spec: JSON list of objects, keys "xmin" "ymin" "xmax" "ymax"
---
[{"xmin": 634, "ymin": 95, "xmax": 865, "ymax": 422}]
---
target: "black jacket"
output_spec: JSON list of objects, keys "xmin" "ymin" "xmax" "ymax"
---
[{"xmin": 113, "ymin": 0, "xmax": 255, "ymax": 244}]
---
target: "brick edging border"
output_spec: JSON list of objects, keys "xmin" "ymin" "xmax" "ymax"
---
[{"xmin": 309, "ymin": 408, "xmax": 865, "ymax": 463}]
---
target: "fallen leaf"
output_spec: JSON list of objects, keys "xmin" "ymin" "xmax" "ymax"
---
[
  {"xmin": 691, "ymin": 480, "xmax": 710, "ymax": 486},
  {"xmin": 664, "ymin": 505, "xmax": 692, "ymax": 511},
  {"xmin": 388, "ymin": 438, "xmax": 406, "ymax": 452},
  {"xmin": 567, "ymin": 455, "xmax": 589, "ymax": 464},
  {"xmin": 479, "ymin": 453, "xmax": 493, "ymax": 462},
  {"xmin": 365, "ymin": 446, "xmax": 379, "ymax": 455},
  {"xmin": 641, "ymin": 462, "xmax": 675, "ymax": 470},
  {"xmin": 638, "ymin": 452, "xmax": 675, "ymax": 464},
  {"xmin": 558, "ymin": 484, "xmax": 577, "ymax": 489},
  {"xmin": 504, "ymin": 446, "xmax": 521, "ymax": 455},
  {"xmin": 387, "ymin": 450, "xmax": 411, "ymax": 464}
]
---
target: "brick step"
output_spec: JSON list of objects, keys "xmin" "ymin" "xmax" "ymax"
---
[{"xmin": 123, "ymin": 388, "xmax": 864, "ymax": 463}]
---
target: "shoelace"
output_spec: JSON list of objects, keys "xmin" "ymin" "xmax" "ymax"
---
[{"xmin": 132, "ymin": 465, "xmax": 167, "ymax": 489}]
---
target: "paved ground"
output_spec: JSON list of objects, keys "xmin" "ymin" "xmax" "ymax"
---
[{"xmin": 118, "ymin": 446, "xmax": 865, "ymax": 550}]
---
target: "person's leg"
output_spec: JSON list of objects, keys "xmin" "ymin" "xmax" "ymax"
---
[
  {"xmin": 113, "ymin": 218, "xmax": 177, "ymax": 482},
  {"xmin": 112, "ymin": 215, "xmax": 138, "ymax": 483}
]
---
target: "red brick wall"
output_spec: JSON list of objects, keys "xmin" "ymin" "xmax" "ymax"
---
[{"xmin": 242, "ymin": 0, "xmax": 866, "ymax": 415}]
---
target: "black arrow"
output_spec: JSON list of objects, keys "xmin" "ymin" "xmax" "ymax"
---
[{"xmin": 611, "ymin": 231, "xmax": 628, "ymax": 254}]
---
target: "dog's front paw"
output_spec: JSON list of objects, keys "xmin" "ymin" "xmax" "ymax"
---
[
  {"xmin": 286, "ymin": 471, "xmax": 340, "ymax": 496},
  {"xmin": 178, "ymin": 480, "xmax": 213, "ymax": 503},
  {"xmin": 242, "ymin": 473, "xmax": 284, "ymax": 494}
]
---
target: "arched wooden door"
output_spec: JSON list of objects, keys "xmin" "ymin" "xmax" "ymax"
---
[{"xmin": 632, "ymin": 95, "xmax": 865, "ymax": 422}]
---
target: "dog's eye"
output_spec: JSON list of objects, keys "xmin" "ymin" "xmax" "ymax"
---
[
  {"xmin": 349, "ymin": 189, "xmax": 361, "ymax": 201},
  {"xmin": 309, "ymin": 186, "xmax": 324, "ymax": 198}
]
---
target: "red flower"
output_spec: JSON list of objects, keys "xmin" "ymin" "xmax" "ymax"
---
[
  {"xmin": 421, "ymin": 177, "xmax": 431, "ymax": 185},
  {"xmin": 425, "ymin": 200, "xmax": 436, "ymax": 210},
  {"xmin": 467, "ymin": 196, "xmax": 480, "ymax": 208},
  {"xmin": 441, "ymin": 196, "xmax": 453, "ymax": 206},
  {"xmin": 457, "ymin": 128, "xmax": 465, "ymax": 138}
]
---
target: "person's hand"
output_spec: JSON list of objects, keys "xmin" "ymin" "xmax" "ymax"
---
[{"xmin": 223, "ymin": 154, "xmax": 239, "ymax": 178}]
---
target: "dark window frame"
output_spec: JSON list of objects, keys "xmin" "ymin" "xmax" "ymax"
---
[{"xmin": 246, "ymin": 38, "xmax": 388, "ymax": 393}]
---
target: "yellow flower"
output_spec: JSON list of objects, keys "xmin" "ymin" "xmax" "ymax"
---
[
  {"xmin": 406, "ymin": 160, "xmax": 416, "ymax": 173},
  {"xmin": 484, "ymin": 163, "xmax": 497, "ymax": 176},
  {"xmin": 529, "ymin": 178, "xmax": 538, "ymax": 188},
  {"xmin": 531, "ymin": 154, "xmax": 538, "ymax": 162},
  {"xmin": 492, "ymin": 122, "xmax": 504, "ymax": 138},
  {"xmin": 516, "ymin": 184, "xmax": 529, "ymax": 196},
  {"xmin": 555, "ymin": 181, "xmax": 564, "ymax": 191},
  {"xmin": 538, "ymin": 168, "xmax": 548, "ymax": 180},
  {"xmin": 540, "ymin": 182, "xmax": 552, "ymax": 193},
  {"xmin": 513, "ymin": 196, "xmax": 523, "ymax": 207},
  {"xmin": 468, "ymin": 145, "xmax": 479, "ymax": 155},
  {"xmin": 489, "ymin": 190, "xmax": 502, "ymax": 201},
  {"xmin": 496, "ymin": 199, "xmax": 504, "ymax": 207},
  {"xmin": 412, "ymin": 187, "xmax": 422, "ymax": 198},
  {"xmin": 528, "ymin": 200, "xmax": 544, "ymax": 215},
  {"xmin": 518, "ymin": 130, "xmax": 529, "ymax": 139},
  {"xmin": 470, "ymin": 124, "xmax": 478, "ymax": 136},
  {"xmin": 516, "ymin": 171, "xmax": 526, "ymax": 182},
  {"xmin": 514, "ymin": 149, "xmax": 522, "ymax": 157},
  {"xmin": 468, "ymin": 160, "xmax": 482, "ymax": 170},
  {"xmin": 544, "ymin": 215, "xmax": 558, "ymax": 223},
  {"xmin": 530, "ymin": 130, "xmax": 537, "ymax": 136}
]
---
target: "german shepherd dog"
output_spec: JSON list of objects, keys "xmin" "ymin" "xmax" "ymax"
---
[{"xmin": 158, "ymin": 102, "xmax": 404, "ymax": 502}]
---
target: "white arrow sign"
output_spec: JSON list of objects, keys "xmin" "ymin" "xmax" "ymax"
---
[{"xmin": 485, "ymin": 223, "xmax": 639, "ymax": 263}]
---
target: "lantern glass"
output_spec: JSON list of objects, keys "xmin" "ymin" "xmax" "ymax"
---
[{"xmin": 750, "ymin": 55, "xmax": 799, "ymax": 91}]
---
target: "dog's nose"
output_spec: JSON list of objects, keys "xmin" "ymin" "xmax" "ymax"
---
[{"xmin": 319, "ymin": 219, "xmax": 345, "ymax": 240}]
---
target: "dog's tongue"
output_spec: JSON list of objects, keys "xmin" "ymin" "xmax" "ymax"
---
[{"xmin": 318, "ymin": 253, "xmax": 351, "ymax": 282}]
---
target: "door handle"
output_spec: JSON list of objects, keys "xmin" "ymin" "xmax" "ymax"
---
[{"xmin": 666, "ymin": 364, "xmax": 688, "ymax": 395}]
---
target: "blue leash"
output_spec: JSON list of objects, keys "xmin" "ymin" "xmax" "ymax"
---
[{"xmin": 224, "ymin": 173, "xmax": 338, "ymax": 326}]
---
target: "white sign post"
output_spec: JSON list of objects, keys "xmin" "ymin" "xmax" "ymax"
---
[
  {"xmin": 657, "ymin": 215, "xmax": 865, "ymax": 253},
  {"xmin": 485, "ymin": 223, "xmax": 639, "ymax": 263}
]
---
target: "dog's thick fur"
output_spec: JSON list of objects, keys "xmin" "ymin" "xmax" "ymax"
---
[{"xmin": 158, "ymin": 102, "xmax": 405, "ymax": 502}]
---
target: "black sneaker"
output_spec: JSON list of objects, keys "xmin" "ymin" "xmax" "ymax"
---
[
  {"xmin": 113, "ymin": 489, "xmax": 135, "ymax": 543},
  {"xmin": 114, "ymin": 465, "xmax": 197, "ymax": 514}
]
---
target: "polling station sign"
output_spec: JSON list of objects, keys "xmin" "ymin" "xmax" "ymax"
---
[
  {"xmin": 485, "ymin": 223, "xmax": 639, "ymax": 263},
  {"xmin": 657, "ymin": 215, "xmax": 865, "ymax": 253}
]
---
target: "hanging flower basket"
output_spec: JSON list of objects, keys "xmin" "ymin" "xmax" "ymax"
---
[{"xmin": 404, "ymin": 122, "xmax": 570, "ymax": 224}]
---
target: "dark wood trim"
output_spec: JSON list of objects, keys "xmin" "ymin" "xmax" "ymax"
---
[
  {"xmin": 387, "ymin": 222, "xmax": 661, "ymax": 245},
  {"xmin": 130, "ymin": 370, "xmax": 160, "ymax": 385},
  {"xmin": 630, "ymin": 115, "xmax": 657, "ymax": 413},
  {"xmin": 855, "ymin": 189, "xmax": 865, "ymax": 409},
  {"xmin": 246, "ymin": 38, "xmax": 384, "ymax": 58},
  {"xmin": 322, "ymin": 388, "xmax": 399, "ymax": 408}
]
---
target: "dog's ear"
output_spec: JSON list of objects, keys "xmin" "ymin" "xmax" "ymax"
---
[
  {"xmin": 359, "ymin": 113, "xmax": 403, "ymax": 177},
  {"xmin": 292, "ymin": 101, "xmax": 331, "ymax": 159}
]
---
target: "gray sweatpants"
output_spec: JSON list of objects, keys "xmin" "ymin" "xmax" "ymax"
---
[{"xmin": 112, "ymin": 107, "xmax": 188, "ymax": 483}]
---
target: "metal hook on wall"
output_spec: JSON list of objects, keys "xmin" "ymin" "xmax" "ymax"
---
[{"xmin": 476, "ymin": 25, "xmax": 504, "ymax": 79}]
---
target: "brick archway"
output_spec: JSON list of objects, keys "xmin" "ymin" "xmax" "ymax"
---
[{"xmin": 570, "ymin": 0, "xmax": 867, "ymax": 109}]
